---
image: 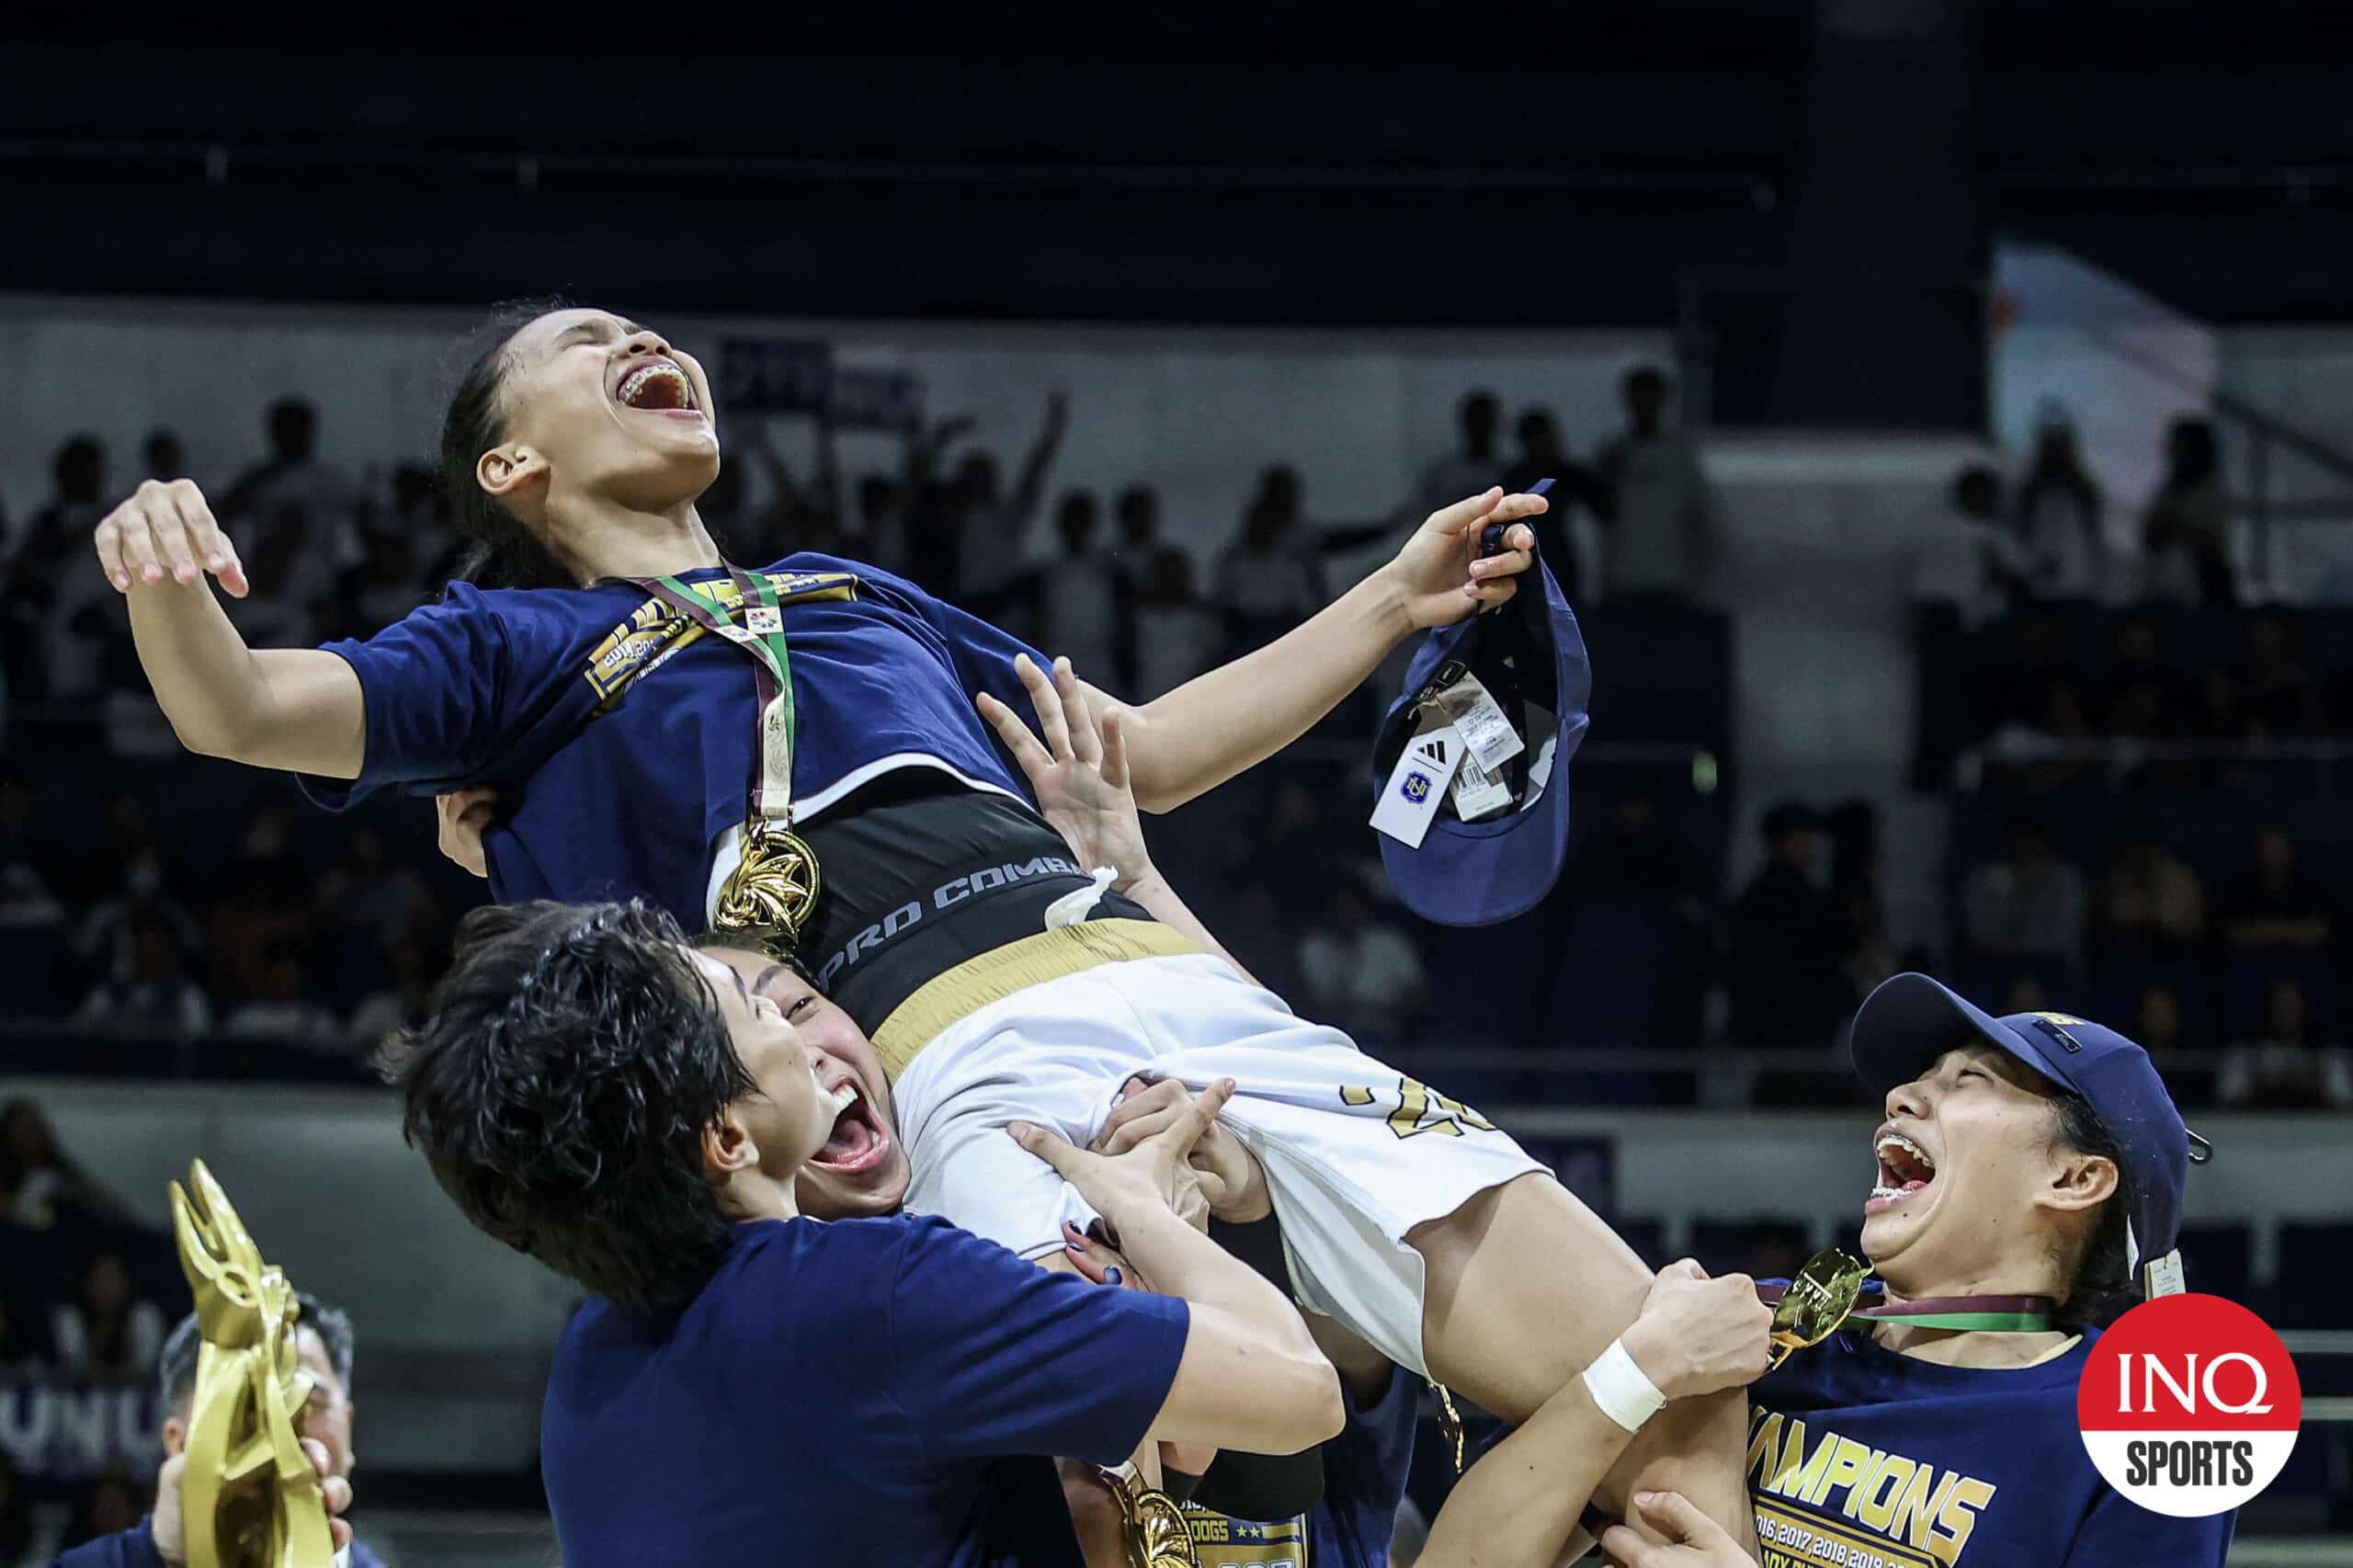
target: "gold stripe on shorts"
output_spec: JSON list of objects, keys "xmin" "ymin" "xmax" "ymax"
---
[{"xmin": 870, "ymin": 918, "xmax": 1200, "ymax": 1083}]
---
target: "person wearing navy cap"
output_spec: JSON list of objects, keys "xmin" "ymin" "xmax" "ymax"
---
[{"xmin": 1598, "ymin": 972, "xmax": 2234, "ymax": 1567}]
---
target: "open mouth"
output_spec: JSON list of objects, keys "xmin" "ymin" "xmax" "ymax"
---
[
  {"xmin": 613, "ymin": 357, "xmax": 702, "ymax": 418},
  {"xmin": 1867, "ymin": 1130, "xmax": 1937, "ymax": 1212},
  {"xmin": 811, "ymin": 1081, "xmax": 892, "ymax": 1177}
]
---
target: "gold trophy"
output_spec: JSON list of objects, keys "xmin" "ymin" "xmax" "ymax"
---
[
  {"xmin": 169, "ymin": 1161, "xmax": 335, "ymax": 1568},
  {"xmin": 1768, "ymin": 1247, "xmax": 1871, "ymax": 1369}
]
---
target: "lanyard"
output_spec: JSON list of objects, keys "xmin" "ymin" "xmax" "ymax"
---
[
  {"xmin": 1849, "ymin": 1295, "xmax": 2057, "ymax": 1334},
  {"xmin": 637, "ymin": 567, "xmax": 796, "ymax": 826}
]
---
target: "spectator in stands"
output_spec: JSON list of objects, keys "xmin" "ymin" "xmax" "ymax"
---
[
  {"xmin": 2100, "ymin": 612, "xmax": 2194, "ymax": 731},
  {"xmin": 1503, "ymin": 407, "xmax": 1603, "ymax": 599},
  {"xmin": 1961, "ymin": 810, "xmax": 2087, "ymax": 976},
  {"xmin": 221, "ymin": 506, "xmax": 329, "ymax": 651},
  {"xmin": 74, "ymin": 914, "xmax": 212, "ymax": 1040},
  {"xmin": 1129, "ymin": 550, "xmax": 1220, "ymax": 700},
  {"xmin": 2219, "ymin": 824, "xmax": 2334, "ymax": 952},
  {"xmin": 141, "ymin": 430, "xmax": 188, "ymax": 489},
  {"xmin": 1, "ymin": 435, "xmax": 118, "ymax": 708},
  {"xmin": 1034, "ymin": 490, "xmax": 1130, "ymax": 691},
  {"xmin": 1418, "ymin": 390, "xmax": 1504, "ymax": 516},
  {"xmin": 51, "ymin": 1251, "xmax": 165, "ymax": 1386},
  {"xmin": 1594, "ymin": 366, "xmax": 1711, "ymax": 604},
  {"xmin": 346, "ymin": 930, "xmax": 436, "ymax": 1054},
  {"xmin": 75, "ymin": 843, "xmax": 204, "ymax": 989},
  {"xmin": 0, "ymin": 1284, "xmax": 47, "ymax": 1378},
  {"xmin": 2013, "ymin": 404, "xmax": 2105, "ymax": 601},
  {"xmin": 62, "ymin": 1465, "xmax": 142, "ymax": 1552},
  {"xmin": 0, "ymin": 765, "xmax": 65, "ymax": 937},
  {"xmin": 2097, "ymin": 814, "xmax": 2207, "ymax": 955},
  {"xmin": 1214, "ymin": 491, "xmax": 1323, "ymax": 655},
  {"xmin": 1980, "ymin": 677, "xmax": 2096, "ymax": 792},
  {"xmin": 1911, "ymin": 464, "xmax": 2028, "ymax": 631},
  {"xmin": 1296, "ymin": 879, "xmax": 1427, "ymax": 1043},
  {"xmin": 346, "ymin": 514, "xmax": 426, "ymax": 639},
  {"xmin": 1112, "ymin": 484, "xmax": 1183, "ymax": 586},
  {"xmin": 2234, "ymin": 606, "xmax": 2320, "ymax": 737},
  {"xmin": 220, "ymin": 949, "xmax": 341, "ymax": 1047},
  {"xmin": 2218, "ymin": 975, "xmax": 2352, "ymax": 1110},
  {"xmin": 936, "ymin": 390, "xmax": 1068, "ymax": 601},
  {"xmin": 217, "ymin": 397, "xmax": 357, "ymax": 569},
  {"xmin": 1585, "ymin": 778, "xmax": 1697, "ymax": 909},
  {"xmin": 314, "ymin": 824, "xmax": 440, "ymax": 1006},
  {"xmin": 2131, "ymin": 982, "xmax": 2210, "ymax": 1108},
  {"xmin": 2, "ymin": 1098, "xmax": 131, "ymax": 1234},
  {"xmin": 207, "ymin": 805, "xmax": 314, "ymax": 1006},
  {"xmin": 2141, "ymin": 416, "xmax": 2235, "ymax": 608},
  {"xmin": 1727, "ymin": 801, "xmax": 1848, "ymax": 1049},
  {"xmin": 0, "ymin": 1444, "xmax": 32, "ymax": 1568}
]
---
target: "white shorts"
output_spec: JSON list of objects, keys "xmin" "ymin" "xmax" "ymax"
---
[{"xmin": 892, "ymin": 950, "xmax": 1547, "ymax": 1377}]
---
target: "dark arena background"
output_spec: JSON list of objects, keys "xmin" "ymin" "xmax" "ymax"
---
[{"xmin": 3, "ymin": 4, "xmax": 2352, "ymax": 1563}]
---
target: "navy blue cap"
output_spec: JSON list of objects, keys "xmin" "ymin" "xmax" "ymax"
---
[
  {"xmin": 1370, "ymin": 552, "xmax": 1589, "ymax": 926},
  {"xmin": 1849, "ymin": 972, "xmax": 2208, "ymax": 1301}
]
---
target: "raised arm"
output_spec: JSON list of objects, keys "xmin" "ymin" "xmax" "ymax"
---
[
  {"xmin": 97, "ymin": 480, "xmax": 366, "ymax": 778},
  {"xmin": 977, "ymin": 653, "xmax": 1254, "ymax": 982},
  {"xmin": 1097, "ymin": 485, "xmax": 1546, "ymax": 812}
]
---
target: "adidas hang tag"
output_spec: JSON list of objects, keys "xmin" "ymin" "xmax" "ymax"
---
[{"xmin": 1370, "ymin": 725, "xmax": 1465, "ymax": 848}]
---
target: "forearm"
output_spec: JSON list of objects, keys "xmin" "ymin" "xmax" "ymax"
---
[
  {"xmin": 126, "ymin": 584, "xmax": 364, "ymax": 776},
  {"xmin": 1122, "ymin": 870, "xmax": 1258, "ymax": 986},
  {"xmin": 126, "ymin": 581, "xmax": 274, "ymax": 757},
  {"xmin": 1122, "ymin": 569, "xmax": 1407, "ymax": 811},
  {"xmin": 1415, "ymin": 1376, "xmax": 1638, "ymax": 1568}
]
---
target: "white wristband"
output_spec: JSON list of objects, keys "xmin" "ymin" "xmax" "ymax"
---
[{"xmin": 1582, "ymin": 1336, "xmax": 1667, "ymax": 1433}]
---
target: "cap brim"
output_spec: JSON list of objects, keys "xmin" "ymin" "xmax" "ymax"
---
[{"xmin": 1848, "ymin": 972, "xmax": 2075, "ymax": 1096}]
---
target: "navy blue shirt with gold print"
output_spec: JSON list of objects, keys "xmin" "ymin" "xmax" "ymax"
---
[
  {"xmin": 301, "ymin": 554, "xmax": 1057, "ymax": 928},
  {"xmin": 1183, "ymin": 1367, "xmax": 1420, "ymax": 1568},
  {"xmin": 1749, "ymin": 1324, "xmax": 2233, "ymax": 1568}
]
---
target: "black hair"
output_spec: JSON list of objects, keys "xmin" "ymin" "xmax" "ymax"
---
[
  {"xmin": 2049, "ymin": 1092, "xmax": 2135, "ymax": 1327},
  {"xmin": 380, "ymin": 901, "xmax": 751, "ymax": 1316},
  {"xmin": 160, "ymin": 1290, "xmax": 355, "ymax": 1417},
  {"xmin": 438, "ymin": 298, "xmax": 584, "ymax": 592}
]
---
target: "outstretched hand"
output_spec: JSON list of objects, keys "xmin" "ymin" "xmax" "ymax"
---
[
  {"xmin": 978, "ymin": 653, "xmax": 1153, "ymax": 891},
  {"xmin": 94, "ymin": 479, "xmax": 250, "ymax": 597},
  {"xmin": 1378, "ymin": 485, "xmax": 1545, "ymax": 631}
]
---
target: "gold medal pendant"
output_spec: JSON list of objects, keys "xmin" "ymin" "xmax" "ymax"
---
[
  {"xmin": 1768, "ymin": 1246, "xmax": 1871, "ymax": 1369},
  {"xmin": 170, "ymin": 1161, "xmax": 336, "ymax": 1568},
  {"xmin": 1097, "ymin": 1463, "xmax": 1199, "ymax": 1568},
  {"xmin": 714, "ymin": 819, "xmax": 822, "ymax": 949}
]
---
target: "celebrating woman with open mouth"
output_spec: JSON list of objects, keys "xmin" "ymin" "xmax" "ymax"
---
[{"xmin": 93, "ymin": 301, "xmax": 1750, "ymax": 1543}]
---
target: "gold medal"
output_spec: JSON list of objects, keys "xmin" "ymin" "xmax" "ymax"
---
[
  {"xmin": 713, "ymin": 819, "xmax": 822, "ymax": 948},
  {"xmin": 1768, "ymin": 1246, "xmax": 1871, "ymax": 1369},
  {"xmin": 170, "ymin": 1161, "xmax": 336, "ymax": 1568},
  {"xmin": 1098, "ymin": 1462, "xmax": 1200, "ymax": 1568}
]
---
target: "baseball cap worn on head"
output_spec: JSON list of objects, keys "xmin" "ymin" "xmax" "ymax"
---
[
  {"xmin": 1370, "ymin": 552, "xmax": 1589, "ymax": 926},
  {"xmin": 1849, "ymin": 971, "xmax": 2209, "ymax": 1303}
]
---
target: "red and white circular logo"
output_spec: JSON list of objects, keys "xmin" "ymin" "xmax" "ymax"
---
[{"xmin": 2078, "ymin": 1293, "xmax": 2301, "ymax": 1517}]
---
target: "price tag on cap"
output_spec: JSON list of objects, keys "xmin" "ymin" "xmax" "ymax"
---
[
  {"xmin": 1449, "ymin": 745, "xmax": 1512, "ymax": 822},
  {"xmin": 1429, "ymin": 673, "xmax": 1524, "ymax": 773},
  {"xmin": 1370, "ymin": 725, "xmax": 1464, "ymax": 849}
]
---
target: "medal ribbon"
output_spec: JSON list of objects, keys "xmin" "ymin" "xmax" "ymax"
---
[
  {"xmin": 638, "ymin": 569, "xmax": 796, "ymax": 826},
  {"xmin": 1757, "ymin": 1279, "xmax": 2057, "ymax": 1335}
]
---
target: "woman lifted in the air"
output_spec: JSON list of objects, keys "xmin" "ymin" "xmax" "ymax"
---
[{"xmin": 92, "ymin": 302, "xmax": 1755, "ymax": 1547}]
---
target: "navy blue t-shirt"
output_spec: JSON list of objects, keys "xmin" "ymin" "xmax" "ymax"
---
[
  {"xmin": 1749, "ymin": 1324, "xmax": 2234, "ymax": 1567},
  {"xmin": 541, "ymin": 1214, "xmax": 1189, "ymax": 1568},
  {"xmin": 301, "ymin": 556, "xmax": 1054, "ymax": 927},
  {"xmin": 1182, "ymin": 1367, "xmax": 1419, "ymax": 1568}
]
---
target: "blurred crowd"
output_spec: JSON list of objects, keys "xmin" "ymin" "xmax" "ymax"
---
[
  {"xmin": 0, "ymin": 1098, "xmax": 188, "ymax": 1563},
  {"xmin": 2, "ymin": 369, "xmax": 2347, "ymax": 1116}
]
